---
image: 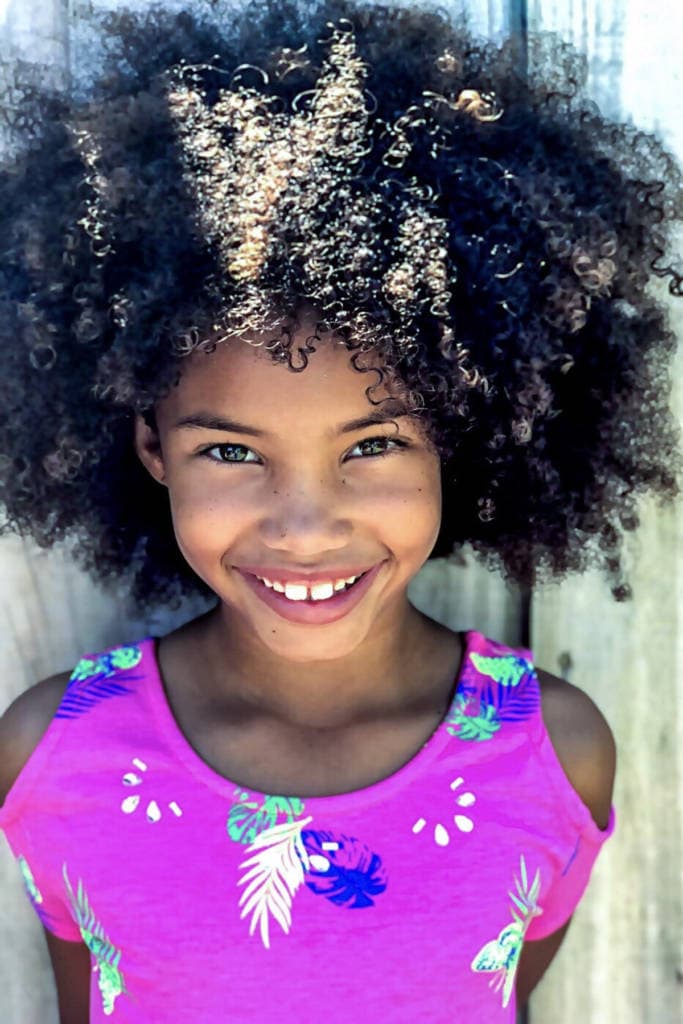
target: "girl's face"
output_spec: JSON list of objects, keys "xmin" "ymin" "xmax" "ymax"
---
[{"xmin": 135, "ymin": 323, "xmax": 442, "ymax": 664}]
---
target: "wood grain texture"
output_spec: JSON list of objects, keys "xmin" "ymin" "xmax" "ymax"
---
[{"xmin": 527, "ymin": 2, "xmax": 683, "ymax": 1022}]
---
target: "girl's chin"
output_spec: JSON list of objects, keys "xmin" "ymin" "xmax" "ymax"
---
[
  {"xmin": 211, "ymin": 589, "xmax": 381, "ymax": 663},
  {"xmin": 243, "ymin": 615, "xmax": 375, "ymax": 663}
]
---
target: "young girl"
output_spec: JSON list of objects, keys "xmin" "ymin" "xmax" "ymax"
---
[{"xmin": 0, "ymin": 1, "xmax": 680, "ymax": 1020}]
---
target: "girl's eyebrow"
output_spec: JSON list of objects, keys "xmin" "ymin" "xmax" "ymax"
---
[
  {"xmin": 171, "ymin": 412, "xmax": 264, "ymax": 436},
  {"xmin": 337, "ymin": 404, "xmax": 411, "ymax": 433},
  {"xmin": 172, "ymin": 401, "xmax": 411, "ymax": 438}
]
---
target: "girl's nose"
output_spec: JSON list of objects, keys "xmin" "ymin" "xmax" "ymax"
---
[{"xmin": 258, "ymin": 477, "xmax": 352, "ymax": 553}]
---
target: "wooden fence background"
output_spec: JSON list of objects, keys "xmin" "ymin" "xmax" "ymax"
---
[{"xmin": 0, "ymin": 1, "xmax": 681, "ymax": 1021}]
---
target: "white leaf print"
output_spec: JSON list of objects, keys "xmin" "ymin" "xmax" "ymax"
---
[
  {"xmin": 265, "ymin": 890, "xmax": 291, "ymax": 934},
  {"xmin": 237, "ymin": 816, "xmax": 313, "ymax": 949}
]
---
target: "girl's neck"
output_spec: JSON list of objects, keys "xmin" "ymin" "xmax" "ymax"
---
[{"xmin": 163, "ymin": 599, "xmax": 458, "ymax": 733}]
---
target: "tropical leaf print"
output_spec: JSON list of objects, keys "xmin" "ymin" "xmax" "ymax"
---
[
  {"xmin": 237, "ymin": 816, "xmax": 313, "ymax": 949},
  {"xmin": 470, "ymin": 653, "xmax": 533, "ymax": 688},
  {"xmin": 72, "ymin": 647, "xmax": 142, "ymax": 682},
  {"xmin": 471, "ymin": 855, "xmax": 543, "ymax": 1008},
  {"xmin": 445, "ymin": 693, "xmax": 501, "ymax": 741},
  {"xmin": 16, "ymin": 854, "xmax": 57, "ymax": 931},
  {"xmin": 227, "ymin": 792, "xmax": 306, "ymax": 845},
  {"xmin": 56, "ymin": 645, "xmax": 143, "ymax": 720},
  {"xmin": 63, "ymin": 865, "xmax": 126, "ymax": 1016},
  {"xmin": 448, "ymin": 650, "xmax": 540, "ymax": 740},
  {"xmin": 18, "ymin": 855, "xmax": 43, "ymax": 906},
  {"xmin": 478, "ymin": 673, "xmax": 540, "ymax": 726},
  {"xmin": 108, "ymin": 647, "xmax": 143, "ymax": 671},
  {"xmin": 302, "ymin": 830, "xmax": 388, "ymax": 908}
]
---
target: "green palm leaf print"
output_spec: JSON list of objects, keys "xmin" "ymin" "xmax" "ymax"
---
[
  {"xmin": 63, "ymin": 865, "xmax": 126, "ymax": 1016},
  {"xmin": 471, "ymin": 855, "xmax": 543, "ymax": 1009},
  {"xmin": 18, "ymin": 855, "xmax": 43, "ymax": 905},
  {"xmin": 445, "ymin": 694, "xmax": 501, "ymax": 741},
  {"xmin": 228, "ymin": 792, "xmax": 306, "ymax": 844},
  {"xmin": 470, "ymin": 653, "xmax": 531, "ymax": 687}
]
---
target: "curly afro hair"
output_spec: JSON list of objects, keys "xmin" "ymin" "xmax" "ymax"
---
[{"xmin": 0, "ymin": 0, "xmax": 681, "ymax": 607}]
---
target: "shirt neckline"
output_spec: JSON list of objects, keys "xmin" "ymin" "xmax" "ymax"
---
[{"xmin": 143, "ymin": 629, "xmax": 478, "ymax": 813}]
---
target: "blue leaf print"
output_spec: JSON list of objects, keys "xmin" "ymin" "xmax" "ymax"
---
[
  {"xmin": 458, "ymin": 652, "xmax": 540, "ymax": 727},
  {"xmin": 479, "ymin": 672, "xmax": 539, "ymax": 725},
  {"xmin": 301, "ymin": 830, "xmax": 388, "ymax": 909},
  {"xmin": 56, "ymin": 646, "xmax": 143, "ymax": 719}
]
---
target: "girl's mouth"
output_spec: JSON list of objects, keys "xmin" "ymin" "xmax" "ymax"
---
[{"xmin": 235, "ymin": 562, "xmax": 384, "ymax": 625}]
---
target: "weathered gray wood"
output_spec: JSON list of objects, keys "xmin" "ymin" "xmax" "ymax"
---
[
  {"xmin": 0, "ymin": 0, "xmax": 68, "ymax": 67},
  {"xmin": 409, "ymin": 552, "xmax": 523, "ymax": 645},
  {"xmin": 527, "ymin": 3, "xmax": 683, "ymax": 1022}
]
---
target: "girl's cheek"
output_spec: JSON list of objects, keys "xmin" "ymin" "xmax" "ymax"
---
[
  {"xmin": 352, "ymin": 469, "xmax": 442, "ymax": 543},
  {"xmin": 162, "ymin": 468, "xmax": 242, "ymax": 544},
  {"xmin": 363, "ymin": 460, "xmax": 441, "ymax": 507},
  {"xmin": 170, "ymin": 485, "xmax": 249, "ymax": 535}
]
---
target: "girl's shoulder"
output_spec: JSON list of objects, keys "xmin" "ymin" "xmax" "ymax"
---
[
  {"xmin": 468, "ymin": 631, "xmax": 615, "ymax": 831},
  {"xmin": 534, "ymin": 664, "xmax": 616, "ymax": 832},
  {"xmin": 0, "ymin": 670, "xmax": 72, "ymax": 806}
]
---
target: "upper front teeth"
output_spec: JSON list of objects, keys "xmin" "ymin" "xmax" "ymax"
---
[{"xmin": 256, "ymin": 575, "xmax": 361, "ymax": 601}]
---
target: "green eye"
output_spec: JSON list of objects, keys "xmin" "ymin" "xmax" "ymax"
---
[
  {"xmin": 349, "ymin": 436, "xmax": 408, "ymax": 458},
  {"xmin": 203, "ymin": 444, "xmax": 259, "ymax": 463}
]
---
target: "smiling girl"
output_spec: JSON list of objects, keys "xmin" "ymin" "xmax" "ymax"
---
[{"xmin": 0, "ymin": 1, "xmax": 681, "ymax": 1021}]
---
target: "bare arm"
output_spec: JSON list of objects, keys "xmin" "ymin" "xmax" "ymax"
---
[
  {"xmin": 44, "ymin": 930, "xmax": 91, "ymax": 1024},
  {"xmin": 1, "ymin": 672, "xmax": 92, "ymax": 1023},
  {"xmin": 0, "ymin": 672, "xmax": 73, "ymax": 807},
  {"xmin": 515, "ymin": 667, "xmax": 616, "ymax": 1006}
]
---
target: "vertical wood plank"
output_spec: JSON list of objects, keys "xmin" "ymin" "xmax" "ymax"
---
[{"xmin": 526, "ymin": 3, "xmax": 683, "ymax": 1022}]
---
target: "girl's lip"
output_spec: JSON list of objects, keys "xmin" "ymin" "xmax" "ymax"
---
[
  {"xmin": 236, "ymin": 566, "xmax": 373, "ymax": 586},
  {"xmin": 235, "ymin": 562, "xmax": 385, "ymax": 625}
]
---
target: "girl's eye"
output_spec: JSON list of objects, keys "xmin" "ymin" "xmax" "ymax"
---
[
  {"xmin": 347, "ymin": 436, "xmax": 409, "ymax": 459},
  {"xmin": 201, "ymin": 443, "xmax": 260, "ymax": 464}
]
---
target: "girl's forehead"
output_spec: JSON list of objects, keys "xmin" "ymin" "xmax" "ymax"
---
[{"xmin": 161, "ymin": 333, "xmax": 400, "ymax": 422}]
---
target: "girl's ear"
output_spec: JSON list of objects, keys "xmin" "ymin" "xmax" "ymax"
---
[{"xmin": 134, "ymin": 413, "xmax": 167, "ymax": 486}]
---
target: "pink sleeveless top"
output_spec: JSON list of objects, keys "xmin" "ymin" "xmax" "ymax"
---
[{"xmin": 0, "ymin": 631, "xmax": 614, "ymax": 1022}]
